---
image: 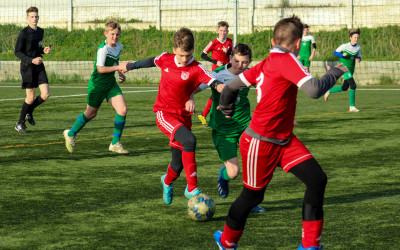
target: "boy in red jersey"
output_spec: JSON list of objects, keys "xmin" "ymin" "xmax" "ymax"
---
[
  {"xmin": 198, "ymin": 21, "xmax": 233, "ymax": 126},
  {"xmin": 213, "ymin": 15, "xmax": 348, "ymax": 250},
  {"xmin": 120, "ymin": 28, "xmax": 225, "ymax": 204}
]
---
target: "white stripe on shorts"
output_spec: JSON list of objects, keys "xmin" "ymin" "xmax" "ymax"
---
[
  {"xmin": 247, "ymin": 137, "xmax": 260, "ymax": 188},
  {"xmin": 156, "ymin": 111, "xmax": 174, "ymax": 133},
  {"xmin": 282, "ymin": 154, "xmax": 313, "ymax": 171}
]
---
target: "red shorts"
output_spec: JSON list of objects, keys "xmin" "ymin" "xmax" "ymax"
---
[
  {"xmin": 240, "ymin": 131, "xmax": 314, "ymax": 190},
  {"xmin": 156, "ymin": 111, "xmax": 192, "ymax": 150}
]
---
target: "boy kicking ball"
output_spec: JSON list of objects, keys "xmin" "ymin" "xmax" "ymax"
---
[
  {"xmin": 63, "ymin": 20, "xmax": 131, "ymax": 154},
  {"xmin": 214, "ymin": 15, "xmax": 347, "ymax": 250}
]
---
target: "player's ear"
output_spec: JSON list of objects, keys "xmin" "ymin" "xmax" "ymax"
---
[
  {"xmin": 271, "ymin": 38, "xmax": 275, "ymax": 47},
  {"xmin": 295, "ymin": 38, "xmax": 301, "ymax": 49},
  {"xmin": 172, "ymin": 47, "xmax": 176, "ymax": 54},
  {"xmin": 104, "ymin": 31, "xmax": 108, "ymax": 37},
  {"xmin": 229, "ymin": 55, "xmax": 232, "ymax": 61}
]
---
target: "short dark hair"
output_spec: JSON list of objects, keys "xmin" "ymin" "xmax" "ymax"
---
[
  {"xmin": 218, "ymin": 21, "xmax": 229, "ymax": 29},
  {"xmin": 349, "ymin": 28, "xmax": 361, "ymax": 37},
  {"xmin": 232, "ymin": 43, "xmax": 252, "ymax": 60},
  {"xmin": 273, "ymin": 15, "xmax": 304, "ymax": 46},
  {"xmin": 26, "ymin": 6, "xmax": 39, "ymax": 16},
  {"xmin": 304, "ymin": 24, "xmax": 309, "ymax": 29},
  {"xmin": 173, "ymin": 27, "xmax": 195, "ymax": 51}
]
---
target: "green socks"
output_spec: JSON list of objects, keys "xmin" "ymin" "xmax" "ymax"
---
[
  {"xmin": 329, "ymin": 85, "xmax": 343, "ymax": 93},
  {"xmin": 112, "ymin": 114, "xmax": 126, "ymax": 145},
  {"xmin": 221, "ymin": 167, "xmax": 234, "ymax": 181},
  {"xmin": 349, "ymin": 89, "xmax": 355, "ymax": 106},
  {"xmin": 68, "ymin": 113, "xmax": 90, "ymax": 137}
]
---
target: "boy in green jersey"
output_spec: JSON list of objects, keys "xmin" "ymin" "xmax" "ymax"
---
[
  {"xmin": 325, "ymin": 29, "xmax": 361, "ymax": 112},
  {"xmin": 297, "ymin": 24, "xmax": 316, "ymax": 72},
  {"xmin": 63, "ymin": 20, "xmax": 131, "ymax": 154}
]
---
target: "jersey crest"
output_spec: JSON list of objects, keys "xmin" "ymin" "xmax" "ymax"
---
[
  {"xmin": 38, "ymin": 41, "xmax": 43, "ymax": 47},
  {"xmin": 181, "ymin": 71, "xmax": 190, "ymax": 80}
]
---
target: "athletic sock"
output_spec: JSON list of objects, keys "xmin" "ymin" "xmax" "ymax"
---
[
  {"xmin": 68, "ymin": 113, "xmax": 90, "ymax": 137},
  {"xmin": 182, "ymin": 151, "xmax": 197, "ymax": 192},
  {"xmin": 302, "ymin": 219, "xmax": 324, "ymax": 248},
  {"xmin": 164, "ymin": 164, "xmax": 180, "ymax": 185},
  {"xmin": 220, "ymin": 224, "xmax": 244, "ymax": 249},
  {"xmin": 201, "ymin": 98, "xmax": 213, "ymax": 117},
  {"xmin": 18, "ymin": 101, "xmax": 31, "ymax": 124},
  {"xmin": 28, "ymin": 95, "xmax": 45, "ymax": 114},
  {"xmin": 222, "ymin": 167, "xmax": 234, "ymax": 181},
  {"xmin": 349, "ymin": 89, "xmax": 355, "ymax": 106},
  {"xmin": 329, "ymin": 85, "xmax": 343, "ymax": 94},
  {"xmin": 112, "ymin": 114, "xmax": 126, "ymax": 145}
]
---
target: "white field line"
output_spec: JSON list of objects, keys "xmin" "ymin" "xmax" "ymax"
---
[{"xmin": 0, "ymin": 90, "xmax": 158, "ymax": 101}]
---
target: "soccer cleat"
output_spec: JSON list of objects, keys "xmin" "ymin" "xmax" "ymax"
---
[
  {"xmin": 214, "ymin": 231, "xmax": 238, "ymax": 250},
  {"xmin": 324, "ymin": 90, "xmax": 330, "ymax": 101},
  {"xmin": 161, "ymin": 174, "xmax": 174, "ymax": 205},
  {"xmin": 109, "ymin": 142, "xmax": 130, "ymax": 154},
  {"xmin": 250, "ymin": 205, "xmax": 267, "ymax": 213},
  {"xmin": 184, "ymin": 185, "xmax": 201, "ymax": 199},
  {"xmin": 63, "ymin": 129, "xmax": 75, "ymax": 153},
  {"xmin": 15, "ymin": 122, "xmax": 27, "ymax": 133},
  {"xmin": 198, "ymin": 114, "xmax": 207, "ymax": 126},
  {"xmin": 26, "ymin": 113, "xmax": 35, "ymax": 125},
  {"xmin": 349, "ymin": 106, "xmax": 360, "ymax": 112},
  {"xmin": 217, "ymin": 166, "xmax": 229, "ymax": 198},
  {"xmin": 297, "ymin": 243, "xmax": 323, "ymax": 250}
]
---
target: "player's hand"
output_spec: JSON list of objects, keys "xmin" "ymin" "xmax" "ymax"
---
[
  {"xmin": 342, "ymin": 53, "xmax": 347, "ymax": 57},
  {"xmin": 216, "ymin": 83, "xmax": 226, "ymax": 93},
  {"xmin": 222, "ymin": 47, "xmax": 227, "ymax": 53},
  {"xmin": 216, "ymin": 61, "xmax": 224, "ymax": 67},
  {"xmin": 119, "ymin": 60, "xmax": 132, "ymax": 73},
  {"xmin": 32, "ymin": 57, "xmax": 42, "ymax": 65},
  {"xmin": 326, "ymin": 65, "xmax": 331, "ymax": 71},
  {"xmin": 297, "ymin": 56, "xmax": 301, "ymax": 59},
  {"xmin": 119, "ymin": 72, "xmax": 126, "ymax": 83},
  {"xmin": 185, "ymin": 99, "xmax": 195, "ymax": 113},
  {"xmin": 356, "ymin": 58, "xmax": 361, "ymax": 63},
  {"xmin": 309, "ymin": 55, "xmax": 313, "ymax": 61},
  {"xmin": 334, "ymin": 63, "xmax": 348, "ymax": 73},
  {"xmin": 216, "ymin": 106, "xmax": 232, "ymax": 118},
  {"xmin": 44, "ymin": 46, "xmax": 51, "ymax": 54},
  {"xmin": 293, "ymin": 120, "xmax": 299, "ymax": 126}
]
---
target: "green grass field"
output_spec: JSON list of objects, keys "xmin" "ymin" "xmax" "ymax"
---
[{"xmin": 1, "ymin": 84, "xmax": 400, "ymax": 249}]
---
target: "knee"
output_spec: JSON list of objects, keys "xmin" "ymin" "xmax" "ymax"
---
[
  {"xmin": 42, "ymin": 92, "xmax": 50, "ymax": 100},
  {"xmin": 26, "ymin": 96, "xmax": 35, "ymax": 104},
  {"xmin": 118, "ymin": 106, "xmax": 127, "ymax": 116},
  {"xmin": 225, "ymin": 164, "xmax": 240, "ymax": 179},
  {"xmin": 349, "ymin": 82, "xmax": 356, "ymax": 90},
  {"xmin": 308, "ymin": 172, "xmax": 327, "ymax": 191},
  {"xmin": 183, "ymin": 133, "xmax": 196, "ymax": 148},
  {"xmin": 239, "ymin": 187, "xmax": 265, "ymax": 206},
  {"xmin": 85, "ymin": 111, "xmax": 97, "ymax": 120},
  {"xmin": 341, "ymin": 85, "xmax": 349, "ymax": 91}
]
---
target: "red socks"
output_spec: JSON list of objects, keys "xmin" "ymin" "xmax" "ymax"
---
[
  {"xmin": 302, "ymin": 219, "xmax": 324, "ymax": 248},
  {"xmin": 163, "ymin": 165, "xmax": 180, "ymax": 185},
  {"xmin": 182, "ymin": 151, "xmax": 197, "ymax": 192},
  {"xmin": 220, "ymin": 224, "xmax": 244, "ymax": 249},
  {"xmin": 201, "ymin": 98, "xmax": 213, "ymax": 117}
]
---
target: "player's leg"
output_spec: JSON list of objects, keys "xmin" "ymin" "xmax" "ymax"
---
[
  {"xmin": 26, "ymin": 69, "xmax": 50, "ymax": 125},
  {"xmin": 347, "ymin": 78, "xmax": 359, "ymax": 112},
  {"xmin": 325, "ymin": 79, "xmax": 349, "ymax": 102},
  {"xmin": 161, "ymin": 147, "xmax": 183, "ymax": 204},
  {"xmin": 198, "ymin": 95, "xmax": 213, "ymax": 126},
  {"xmin": 16, "ymin": 87, "xmax": 35, "ymax": 132},
  {"xmin": 108, "ymin": 92, "xmax": 129, "ymax": 154}
]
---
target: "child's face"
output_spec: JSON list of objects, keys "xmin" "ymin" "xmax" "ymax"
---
[
  {"xmin": 230, "ymin": 53, "xmax": 251, "ymax": 75},
  {"xmin": 104, "ymin": 28, "xmax": 121, "ymax": 46},
  {"xmin": 350, "ymin": 33, "xmax": 359, "ymax": 45},
  {"xmin": 217, "ymin": 26, "xmax": 229, "ymax": 39},
  {"xmin": 303, "ymin": 28, "xmax": 309, "ymax": 35},
  {"xmin": 173, "ymin": 47, "xmax": 194, "ymax": 66},
  {"xmin": 26, "ymin": 12, "xmax": 39, "ymax": 26}
]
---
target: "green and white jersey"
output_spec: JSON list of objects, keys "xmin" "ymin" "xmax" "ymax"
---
[
  {"xmin": 89, "ymin": 40, "xmax": 123, "ymax": 88},
  {"xmin": 335, "ymin": 42, "xmax": 361, "ymax": 74},
  {"xmin": 209, "ymin": 64, "xmax": 251, "ymax": 134},
  {"xmin": 299, "ymin": 34, "xmax": 315, "ymax": 58}
]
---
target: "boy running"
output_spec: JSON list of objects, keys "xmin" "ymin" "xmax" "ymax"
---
[
  {"xmin": 120, "ymin": 28, "xmax": 225, "ymax": 204},
  {"xmin": 214, "ymin": 15, "xmax": 348, "ymax": 250},
  {"xmin": 198, "ymin": 21, "xmax": 233, "ymax": 126},
  {"xmin": 14, "ymin": 7, "xmax": 52, "ymax": 132},
  {"xmin": 324, "ymin": 29, "xmax": 361, "ymax": 112},
  {"xmin": 297, "ymin": 24, "xmax": 316, "ymax": 72},
  {"xmin": 63, "ymin": 20, "xmax": 131, "ymax": 154}
]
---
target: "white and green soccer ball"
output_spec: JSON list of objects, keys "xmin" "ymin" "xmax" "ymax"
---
[{"xmin": 187, "ymin": 193, "xmax": 216, "ymax": 222}]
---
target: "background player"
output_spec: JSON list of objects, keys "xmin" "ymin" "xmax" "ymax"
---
[
  {"xmin": 63, "ymin": 20, "xmax": 131, "ymax": 154},
  {"xmin": 214, "ymin": 15, "xmax": 348, "ymax": 250},
  {"xmin": 198, "ymin": 21, "xmax": 233, "ymax": 126},
  {"xmin": 120, "ymin": 28, "xmax": 225, "ymax": 205},
  {"xmin": 297, "ymin": 24, "xmax": 316, "ymax": 72},
  {"xmin": 14, "ymin": 7, "xmax": 51, "ymax": 132},
  {"xmin": 325, "ymin": 29, "xmax": 361, "ymax": 112}
]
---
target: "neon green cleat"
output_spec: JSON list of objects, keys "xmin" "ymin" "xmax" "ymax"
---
[
  {"xmin": 198, "ymin": 115, "xmax": 207, "ymax": 126},
  {"xmin": 63, "ymin": 129, "xmax": 75, "ymax": 153}
]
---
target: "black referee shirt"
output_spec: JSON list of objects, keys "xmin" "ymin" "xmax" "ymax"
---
[{"xmin": 14, "ymin": 25, "xmax": 45, "ymax": 65}]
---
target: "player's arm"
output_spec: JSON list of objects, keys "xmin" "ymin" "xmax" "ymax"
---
[
  {"xmin": 14, "ymin": 32, "xmax": 34, "ymax": 64},
  {"xmin": 201, "ymin": 53, "xmax": 218, "ymax": 65},
  {"xmin": 123, "ymin": 57, "xmax": 157, "ymax": 73},
  {"xmin": 334, "ymin": 44, "xmax": 346, "ymax": 58},
  {"xmin": 219, "ymin": 76, "xmax": 250, "ymax": 118},
  {"xmin": 310, "ymin": 39, "xmax": 316, "ymax": 61},
  {"xmin": 356, "ymin": 47, "xmax": 361, "ymax": 63}
]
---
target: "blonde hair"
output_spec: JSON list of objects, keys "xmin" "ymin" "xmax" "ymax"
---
[
  {"xmin": 349, "ymin": 28, "xmax": 360, "ymax": 37},
  {"xmin": 105, "ymin": 20, "xmax": 121, "ymax": 32},
  {"xmin": 218, "ymin": 21, "xmax": 229, "ymax": 29},
  {"xmin": 26, "ymin": 6, "xmax": 38, "ymax": 16}
]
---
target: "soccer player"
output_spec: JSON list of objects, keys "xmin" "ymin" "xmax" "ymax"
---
[
  {"xmin": 198, "ymin": 21, "xmax": 233, "ymax": 126},
  {"xmin": 297, "ymin": 24, "xmax": 316, "ymax": 72},
  {"xmin": 213, "ymin": 15, "xmax": 348, "ymax": 250},
  {"xmin": 14, "ymin": 7, "xmax": 52, "ymax": 132},
  {"xmin": 120, "ymin": 28, "xmax": 225, "ymax": 204},
  {"xmin": 324, "ymin": 29, "xmax": 361, "ymax": 112},
  {"xmin": 63, "ymin": 20, "xmax": 131, "ymax": 154}
]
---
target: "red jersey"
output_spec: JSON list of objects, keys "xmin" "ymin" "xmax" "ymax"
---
[
  {"xmin": 203, "ymin": 37, "xmax": 233, "ymax": 71},
  {"xmin": 153, "ymin": 52, "xmax": 215, "ymax": 116},
  {"xmin": 239, "ymin": 47, "xmax": 312, "ymax": 140}
]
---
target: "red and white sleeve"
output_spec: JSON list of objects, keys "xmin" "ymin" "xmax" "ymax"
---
[{"xmin": 281, "ymin": 53, "xmax": 313, "ymax": 88}]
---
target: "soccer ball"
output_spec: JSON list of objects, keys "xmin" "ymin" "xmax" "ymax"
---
[{"xmin": 187, "ymin": 193, "xmax": 216, "ymax": 222}]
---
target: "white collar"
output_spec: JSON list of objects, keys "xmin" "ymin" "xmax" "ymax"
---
[
  {"xmin": 174, "ymin": 55, "xmax": 194, "ymax": 67},
  {"xmin": 217, "ymin": 37, "xmax": 227, "ymax": 44}
]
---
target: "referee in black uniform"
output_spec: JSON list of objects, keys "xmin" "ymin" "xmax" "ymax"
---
[{"xmin": 14, "ymin": 6, "xmax": 51, "ymax": 132}]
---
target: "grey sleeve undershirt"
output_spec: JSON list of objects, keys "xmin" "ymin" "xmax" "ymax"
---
[
  {"xmin": 300, "ymin": 67, "xmax": 345, "ymax": 99},
  {"xmin": 219, "ymin": 76, "xmax": 249, "ymax": 117},
  {"xmin": 126, "ymin": 57, "xmax": 157, "ymax": 71}
]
